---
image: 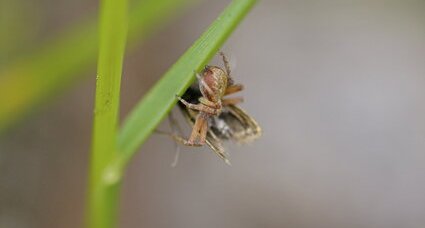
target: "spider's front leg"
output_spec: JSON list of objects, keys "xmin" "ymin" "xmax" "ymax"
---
[
  {"xmin": 225, "ymin": 84, "xmax": 243, "ymax": 95},
  {"xmin": 176, "ymin": 95, "xmax": 218, "ymax": 115},
  {"xmin": 219, "ymin": 51, "xmax": 232, "ymax": 79},
  {"xmin": 199, "ymin": 97, "xmax": 222, "ymax": 110},
  {"xmin": 185, "ymin": 113, "xmax": 208, "ymax": 146},
  {"xmin": 195, "ymin": 71, "xmax": 214, "ymax": 95},
  {"xmin": 222, "ymin": 97, "xmax": 244, "ymax": 106}
]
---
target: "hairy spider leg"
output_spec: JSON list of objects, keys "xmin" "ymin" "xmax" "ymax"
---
[
  {"xmin": 195, "ymin": 71, "xmax": 214, "ymax": 96},
  {"xmin": 219, "ymin": 51, "xmax": 232, "ymax": 80},
  {"xmin": 199, "ymin": 97, "xmax": 222, "ymax": 109},
  {"xmin": 222, "ymin": 97, "xmax": 244, "ymax": 106},
  {"xmin": 225, "ymin": 84, "xmax": 244, "ymax": 95},
  {"xmin": 168, "ymin": 111, "xmax": 183, "ymax": 167},
  {"xmin": 176, "ymin": 95, "xmax": 219, "ymax": 115},
  {"xmin": 185, "ymin": 113, "xmax": 208, "ymax": 146}
]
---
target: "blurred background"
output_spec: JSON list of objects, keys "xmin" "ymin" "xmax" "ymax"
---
[{"xmin": 1, "ymin": 0, "xmax": 425, "ymax": 227}]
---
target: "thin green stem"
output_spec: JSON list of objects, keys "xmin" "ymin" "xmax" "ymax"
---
[
  {"xmin": 87, "ymin": 0, "xmax": 127, "ymax": 227},
  {"xmin": 89, "ymin": 0, "xmax": 257, "ymax": 226}
]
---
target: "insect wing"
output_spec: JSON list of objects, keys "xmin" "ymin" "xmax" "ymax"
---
[{"xmin": 211, "ymin": 105, "xmax": 262, "ymax": 144}]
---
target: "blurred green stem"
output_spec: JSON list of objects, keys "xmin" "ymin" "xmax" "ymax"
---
[
  {"xmin": 87, "ymin": 0, "xmax": 127, "ymax": 227},
  {"xmin": 0, "ymin": 0, "xmax": 196, "ymax": 133},
  {"xmin": 90, "ymin": 1, "xmax": 257, "ymax": 226},
  {"xmin": 30, "ymin": 0, "xmax": 254, "ymax": 227}
]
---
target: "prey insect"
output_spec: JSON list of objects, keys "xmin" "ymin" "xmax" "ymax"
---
[{"xmin": 170, "ymin": 52, "xmax": 261, "ymax": 164}]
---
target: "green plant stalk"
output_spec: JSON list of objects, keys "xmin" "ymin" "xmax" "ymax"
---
[
  {"xmin": 115, "ymin": 0, "xmax": 257, "ymax": 170},
  {"xmin": 88, "ymin": 0, "xmax": 256, "ymax": 226},
  {"xmin": 0, "ymin": 0, "xmax": 196, "ymax": 133},
  {"xmin": 88, "ymin": 0, "xmax": 127, "ymax": 226}
]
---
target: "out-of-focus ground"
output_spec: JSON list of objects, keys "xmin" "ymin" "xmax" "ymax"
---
[{"xmin": 1, "ymin": 0, "xmax": 425, "ymax": 227}]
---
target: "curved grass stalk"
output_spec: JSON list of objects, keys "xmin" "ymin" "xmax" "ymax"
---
[{"xmin": 115, "ymin": 0, "xmax": 257, "ymax": 170}]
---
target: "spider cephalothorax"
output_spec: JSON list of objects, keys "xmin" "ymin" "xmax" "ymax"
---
[{"xmin": 176, "ymin": 52, "xmax": 244, "ymax": 146}]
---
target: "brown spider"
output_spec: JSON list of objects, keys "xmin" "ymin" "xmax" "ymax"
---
[{"xmin": 175, "ymin": 52, "xmax": 244, "ymax": 147}]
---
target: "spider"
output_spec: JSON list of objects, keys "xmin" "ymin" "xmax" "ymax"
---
[{"xmin": 175, "ymin": 52, "xmax": 244, "ymax": 147}]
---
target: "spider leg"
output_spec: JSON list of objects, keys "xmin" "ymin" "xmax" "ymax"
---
[
  {"xmin": 168, "ymin": 134, "xmax": 204, "ymax": 147},
  {"xmin": 176, "ymin": 95, "xmax": 202, "ymax": 110},
  {"xmin": 222, "ymin": 97, "xmax": 244, "ymax": 106},
  {"xmin": 225, "ymin": 84, "xmax": 244, "ymax": 95},
  {"xmin": 195, "ymin": 70, "xmax": 214, "ymax": 95},
  {"xmin": 168, "ymin": 111, "xmax": 183, "ymax": 167},
  {"xmin": 219, "ymin": 51, "xmax": 232, "ymax": 78},
  {"xmin": 185, "ymin": 114, "xmax": 207, "ymax": 146},
  {"xmin": 198, "ymin": 118, "xmax": 209, "ymax": 145},
  {"xmin": 199, "ymin": 97, "xmax": 221, "ymax": 109},
  {"xmin": 176, "ymin": 95, "xmax": 218, "ymax": 115}
]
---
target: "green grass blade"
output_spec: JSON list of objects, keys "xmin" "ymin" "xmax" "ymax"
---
[
  {"xmin": 0, "ymin": 0, "xmax": 196, "ymax": 133},
  {"xmin": 87, "ymin": 0, "xmax": 127, "ymax": 226},
  {"xmin": 116, "ymin": 0, "xmax": 257, "ymax": 167}
]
